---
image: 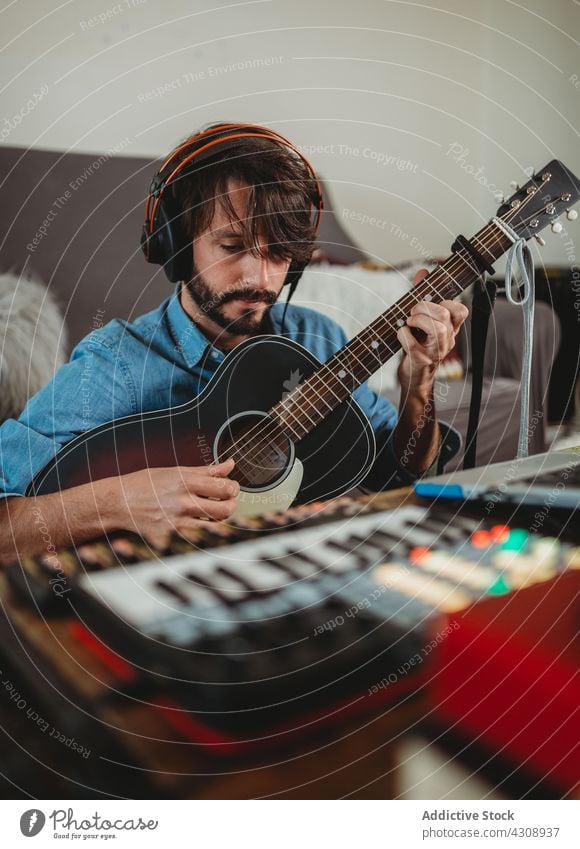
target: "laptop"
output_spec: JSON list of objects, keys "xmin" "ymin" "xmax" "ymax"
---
[{"xmin": 414, "ymin": 449, "xmax": 580, "ymax": 510}]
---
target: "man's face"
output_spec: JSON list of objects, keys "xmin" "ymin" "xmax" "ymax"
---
[{"xmin": 184, "ymin": 179, "xmax": 291, "ymax": 338}]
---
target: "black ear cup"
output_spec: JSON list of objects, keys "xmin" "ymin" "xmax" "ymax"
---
[{"xmin": 141, "ymin": 189, "xmax": 192, "ymax": 283}]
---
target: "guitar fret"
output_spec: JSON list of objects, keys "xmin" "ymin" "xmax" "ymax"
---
[
  {"xmin": 432, "ymin": 262, "xmax": 461, "ymax": 295},
  {"xmin": 330, "ymin": 367, "xmax": 352, "ymax": 390},
  {"xmin": 266, "ymin": 415, "xmax": 304, "ymax": 444},
  {"xmin": 362, "ymin": 338, "xmax": 385, "ymax": 368},
  {"xmin": 296, "ymin": 387, "xmax": 323, "ymax": 424},
  {"xmin": 343, "ymin": 346, "xmax": 373, "ymax": 378},
  {"xmin": 422, "ymin": 278, "xmax": 445, "ymax": 301},
  {"xmin": 348, "ymin": 337, "xmax": 387, "ymax": 375},
  {"xmin": 312, "ymin": 373, "xmax": 342, "ymax": 404},
  {"xmin": 454, "ymin": 247, "xmax": 481, "ymax": 279},
  {"xmin": 276, "ymin": 400, "xmax": 309, "ymax": 438},
  {"xmin": 473, "ymin": 231, "xmax": 499, "ymax": 260},
  {"xmin": 371, "ymin": 307, "xmax": 405, "ymax": 338},
  {"xmin": 337, "ymin": 359, "xmax": 361, "ymax": 383},
  {"xmin": 303, "ymin": 380, "xmax": 334, "ymax": 412},
  {"xmin": 281, "ymin": 421, "xmax": 303, "ymax": 440}
]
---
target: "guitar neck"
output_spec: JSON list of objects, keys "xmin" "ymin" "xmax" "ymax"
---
[{"xmin": 271, "ymin": 220, "xmax": 511, "ymax": 440}]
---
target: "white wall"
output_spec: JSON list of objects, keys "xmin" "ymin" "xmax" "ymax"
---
[{"xmin": 2, "ymin": 0, "xmax": 579, "ymax": 265}]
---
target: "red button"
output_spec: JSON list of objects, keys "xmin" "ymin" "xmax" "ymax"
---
[
  {"xmin": 410, "ymin": 546, "xmax": 430, "ymax": 564},
  {"xmin": 471, "ymin": 530, "xmax": 492, "ymax": 548},
  {"xmin": 490, "ymin": 524, "xmax": 510, "ymax": 543}
]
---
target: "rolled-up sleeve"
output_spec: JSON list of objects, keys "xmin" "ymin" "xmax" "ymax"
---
[{"xmin": 0, "ymin": 336, "xmax": 135, "ymax": 498}]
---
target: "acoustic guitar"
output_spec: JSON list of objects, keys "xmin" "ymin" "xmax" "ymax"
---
[{"xmin": 29, "ymin": 162, "xmax": 579, "ymax": 518}]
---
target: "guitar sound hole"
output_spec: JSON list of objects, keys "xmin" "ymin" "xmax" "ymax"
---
[{"xmin": 215, "ymin": 413, "xmax": 293, "ymax": 491}]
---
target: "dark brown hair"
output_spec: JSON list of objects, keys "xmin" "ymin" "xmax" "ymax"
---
[{"xmin": 170, "ymin": 123, "xmax": 318, "ymax": 265}]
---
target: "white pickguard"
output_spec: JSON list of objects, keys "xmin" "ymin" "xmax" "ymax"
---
[{"xmin": 231, "ymin": 458, "xmax": 304, "ymax": 520}]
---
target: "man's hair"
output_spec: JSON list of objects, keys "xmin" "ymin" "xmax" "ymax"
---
[{"xmin": 170, "ymin": 123, "xmax": 318, "ymax": 266}]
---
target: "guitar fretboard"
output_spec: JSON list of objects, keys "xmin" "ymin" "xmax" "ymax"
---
[{"xmin": 271, "ymin": 221, "xmax": 510, "ymax": 440}]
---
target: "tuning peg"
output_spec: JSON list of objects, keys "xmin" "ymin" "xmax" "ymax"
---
[
  {"xmin": 534, "ymin": 235, "xmax": 546, "ymax": 246},
  {"xmin": 494, "ymin": 191, "xmax": 505, "ymax": 203},
  {"xmin": 551, "ymin": 220, "xmax": 563, "ymax": 234},
  {"xmin": 523, "ymin": 166, "xmax": 535, "ymax": 177},
  {"xmin": 509, "ymin": 181, "xmax": 519, "ymax": 190},
  {"xmin": 566, "ymin": 209, "xmax": 578, "ymax": 221}
]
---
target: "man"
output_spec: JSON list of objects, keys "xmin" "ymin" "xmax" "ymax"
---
[{"xmin": 0, "ymin": 123, "xmax": 467, "ymax": 563}]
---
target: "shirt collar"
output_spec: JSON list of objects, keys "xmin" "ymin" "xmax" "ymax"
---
[{"xmin": 166, "ymin": 288, "xmax": 215, "ymax": 369}]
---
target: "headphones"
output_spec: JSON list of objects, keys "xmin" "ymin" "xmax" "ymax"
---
[{"xmin": 141, "ymin": 122, "xmax": 323, "ymax": 288}]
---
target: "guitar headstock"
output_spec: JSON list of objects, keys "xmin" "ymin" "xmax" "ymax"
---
[{"xmin": 495, "ymin": 160, "xmax": 580, "ymax": 241}]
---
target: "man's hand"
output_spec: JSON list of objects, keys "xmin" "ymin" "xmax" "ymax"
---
[
  {"xmin": 117, "ymin": 459, "xmax": 240, "ymax": 543},
  {"xmin": 392, "ymin": 268, "xmax": 469, "ymax": 475},
  {"xmin": 397, "ymin": 268, "xmax": 469, "ymax": 391},
  {"xmin": 0, "ymin": 459, "xmax": 240, "ymax": 565}
]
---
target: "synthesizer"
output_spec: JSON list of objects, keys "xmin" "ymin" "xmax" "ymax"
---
[
  {"xmin": 7, "ymin": 494, "xmax": 380, "ymax": 613},
  {"xmin": 7, "ymin": 493, "xmax": 579, "ymax": 762},
  {"xmin": 64, "ymin": 505, "xmax": 579, "ymax": 734}
]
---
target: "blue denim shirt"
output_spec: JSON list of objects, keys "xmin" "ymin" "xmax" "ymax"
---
[{"xmin": 0, "ymin": 291, "xmax": 460, "ymax": 498}]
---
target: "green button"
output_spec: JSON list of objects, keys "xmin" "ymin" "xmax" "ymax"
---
[
  {"xmin": 500, "ymin": 528, "xmax": 528, "ymax": 551},
  {"xmin": 488, "ymin": 574, "xmax": 511, "ymax": 595}
]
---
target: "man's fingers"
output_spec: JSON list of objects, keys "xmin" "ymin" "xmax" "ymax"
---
[
  {"xmin": 142, "ymin": 529, "xmax": 172, "ymax": 550},
  {"xmin": 406, "ymin": 313, "xmax": 451, "ymax": 345},
  {"xmin": 397, "ymin": 325, "xmax": 413, "ymax": 353},
  {"xmin": 174, "ymin": 518, "xmax": 219, "ymax": 540},
  {"xmin": 397, "ymin": 327, "xmax": 433, "ymax": 366},
  {"xmin": 409, "ymin": 298, "xmax": 469, "ymax": 336},
  {"xmin": 208, "ymin": 457, "xmax": 235, "ymax": 476},
  {"xmin": 439, "ymin": 299, "xmax": 470, "ymax": 331},
  {"xmin": 412, "ymin": 268, "xmax": 430, "ymax": 286},
  {"xmin": 180, "ymin": 496, "xmax": 238, "ymax": 522},
  {"xmin": 410, "ymin": 301, "xmax": 451, "ymax": 324},
  {"xmin": 397, "ymin": 325, "xmax": 431, "ymax": 355},
  {"xmin": 410, "ymin": 301, "xmax": 465, "ymax": 336},
  {"xmin": 184, "ymin": 474, "xmax": 240, "ymax": 500}
]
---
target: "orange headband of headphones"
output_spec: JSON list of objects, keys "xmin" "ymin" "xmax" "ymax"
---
[{"xmin": 144, "ymin": 123, "xmax": 324, "ymax": 238}]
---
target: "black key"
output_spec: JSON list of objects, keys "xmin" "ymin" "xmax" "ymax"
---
[
  {"xmin": 185, "ymin": 568, "xmax": 249, "ymax": 604},
  {"xmin": 264, "ymin": 555, "xmax": 318, "ymax": 580},
  {"xmin": 216, "ymin": 562, "xmax": 285, "ymax": 595}
]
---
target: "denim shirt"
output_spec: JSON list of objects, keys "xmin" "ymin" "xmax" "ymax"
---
[{"xmin": 0, "ymin": 291, "xmax": 460, "ymax": 498}]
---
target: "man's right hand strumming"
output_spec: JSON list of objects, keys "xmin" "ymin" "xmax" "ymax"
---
[{"xmin": 0, "ymin": 459, "xmax": 239, "ymax": 565}]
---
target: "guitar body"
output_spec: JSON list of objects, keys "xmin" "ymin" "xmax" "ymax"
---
[{"xmin": 29, "ymin": 336, "xmax": 376, "ymax": 516}]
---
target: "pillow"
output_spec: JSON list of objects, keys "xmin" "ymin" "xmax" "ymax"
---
[
  {"xmin": 291, "ymin": 261, "xmax": 427, "ymax": 393},
  {"xmin": 0, "ymin": 272, "xmax": 68, "ymax": 422}
]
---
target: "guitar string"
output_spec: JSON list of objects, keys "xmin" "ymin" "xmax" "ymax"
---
[
  {"xmin": 221, "ymin": 186, "xmax": 552, "ymax": 473},
  {"xmin": 222, "ymin": 190, "xmax": 547, "ymax": 474}
]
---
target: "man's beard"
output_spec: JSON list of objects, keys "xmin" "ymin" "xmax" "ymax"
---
[{"xmin": 184, "ymin": 263, "xmax": 280, "ymax": 336}]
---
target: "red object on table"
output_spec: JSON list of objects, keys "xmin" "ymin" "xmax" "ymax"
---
[{"xmin": 429, "ymin": 571, "xmax": 580, "ymax": 794}]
